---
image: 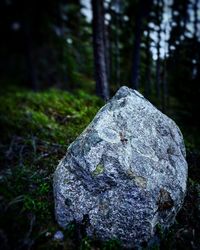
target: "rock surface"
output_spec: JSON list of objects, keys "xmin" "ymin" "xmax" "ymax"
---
[
  {"xmin": 53, "ymin": 86, "xmax": 188, "ymax": 248},
  {"xmin": 53, "ymin": 230, "xmax": 64, "ymax": 241}
]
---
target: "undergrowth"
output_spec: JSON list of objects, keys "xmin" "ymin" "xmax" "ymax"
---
[{"xmin": 0, "ymin": 87, "xmax": 200, "ymax": 250}]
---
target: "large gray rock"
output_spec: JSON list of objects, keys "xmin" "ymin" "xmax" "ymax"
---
[{"xmin": 53, "ymin": 86, "xmax": 188, "ymax": 248}]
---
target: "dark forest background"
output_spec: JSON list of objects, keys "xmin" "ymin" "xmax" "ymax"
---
[
  {"xmin": 0, "ymin": 0, "xmax": 200, "ymax": 249},
  {"xmin": 1, "ymin": 0, "xmax": 200, "ymax": 144}
]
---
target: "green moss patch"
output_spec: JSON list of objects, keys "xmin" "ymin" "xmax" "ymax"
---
[{"xmin": 0, "ymin": 87, "xmax": 105, "ymax": 250}]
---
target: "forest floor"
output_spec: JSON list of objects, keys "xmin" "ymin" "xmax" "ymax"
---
[{"xmin": 0, "ymin": 87, "xmax": 200, "ymax": 250}]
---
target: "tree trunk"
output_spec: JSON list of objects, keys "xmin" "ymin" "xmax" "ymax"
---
[
  {"xmin": 131, "ymin": 1, "xmax": 143, "ymax": 90},
  {"xmin": 104, "ymin": 16, "xmax": 111, "ymax": 86},
  {"xmin": 145, "ymin": 27, "xmax": 151, "ymax": 98},
  {"xmin": 193, "ymin": 0, "xmax": 198, "ymax": 40},
  {"xmin": 24, "ymin": 22, "xmax": 38, "ymax": 90},
  {"xmin": 162, "ymin": 54, "xmax": 168, "ymax": 112},
  {"xmin": 131, "ymin": 0, "xmax": 153, "ymax": 90},
  {"xmin": 156, "ymin": 0, "xmax": 161, "ymax": 103},
  {"xmin": 91, "ymin": 0, "xmax": 109, "ymax": 101},
  {"xmin": 114, "ymin": 0, "xmax": 121, "ymax": 88}
]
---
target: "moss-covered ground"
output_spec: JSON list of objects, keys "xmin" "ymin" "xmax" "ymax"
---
[{"xmin": 0, "ymin": 88, "xmax": 200, "ymax": 250}]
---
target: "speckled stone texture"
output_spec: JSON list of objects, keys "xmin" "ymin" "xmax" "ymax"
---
[{"xmin": 53, "ymin": 86, "xmax": 188, "ymax": 248}]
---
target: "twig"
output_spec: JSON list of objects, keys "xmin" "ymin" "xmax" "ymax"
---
[{"xmin": 22, "ymin": 213, "xmax": 36, "ymax": 250}]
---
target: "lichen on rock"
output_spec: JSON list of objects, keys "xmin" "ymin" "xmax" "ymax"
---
[{"xmin": 92, "ymin": 164, "xmax": 104, "ymax": 176}]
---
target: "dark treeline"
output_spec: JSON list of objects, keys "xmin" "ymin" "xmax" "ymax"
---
[{"xmin": 0, "ymin": 0, "xmax": 200, "ymax": 130}]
